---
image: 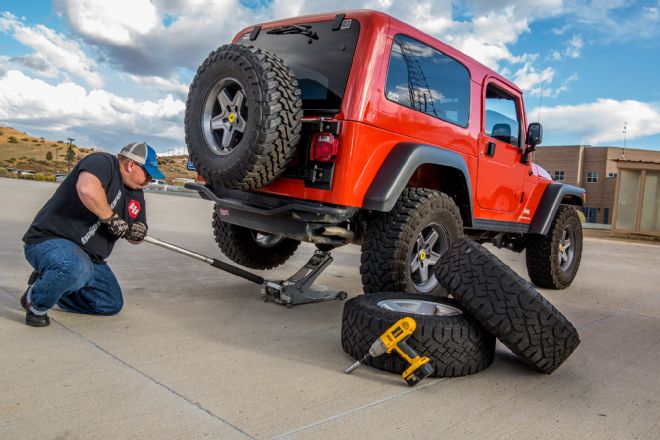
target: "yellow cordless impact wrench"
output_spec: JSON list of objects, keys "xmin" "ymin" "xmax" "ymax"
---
[{"xmin": 344, "ymin": 317, "xmax": 434, "ymax": 386}]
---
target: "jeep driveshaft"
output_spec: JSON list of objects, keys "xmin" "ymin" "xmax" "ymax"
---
[{"xmin": 143, "ymin": 236, "xmax": 347, "ymax": 307}]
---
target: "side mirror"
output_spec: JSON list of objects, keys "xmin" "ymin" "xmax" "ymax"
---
[
  {"xmin": 525, "ymin": 122, "xmax": 543, "ymax": 151},
  {"xmin": 522, "ymin": 122, "xmax": 542, "ymax": 164}
]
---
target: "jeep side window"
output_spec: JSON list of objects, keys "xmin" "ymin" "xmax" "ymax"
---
[
  {"xmin": 484, "ymin": 85, "xmax": 521, "ymax": 147},
  {"xmin": 385, "ymin": 35, "xmax": 470, "ymax": 127}
]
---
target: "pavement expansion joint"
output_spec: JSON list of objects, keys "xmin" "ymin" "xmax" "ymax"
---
[
  {"xmin": 271, "ymin": 378, "xmax": 447, "ymax": 439},
  {"xmin": 0, "ymin": 286, "xmax": 256, "ymax": 440}
]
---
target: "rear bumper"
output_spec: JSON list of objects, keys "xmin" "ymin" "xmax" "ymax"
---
[{"xmin": 187, "ymin": 183, "xmax": 357, "ymax": 244}]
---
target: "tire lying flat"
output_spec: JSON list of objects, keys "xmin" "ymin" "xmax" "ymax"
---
[
  {"xmin": 436, "ymin": 239, "xmax": 580, "ymax": 374},
  {"xmin": 341, "ymin": 292, "xmax": 495, "ymax": 377},
  {"xmin": 185, "ymin": 44, "xmax": 302, "ymax": 190}
]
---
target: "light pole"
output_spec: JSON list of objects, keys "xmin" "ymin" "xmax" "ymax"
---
[
  {"xmin": 66, "ymin": 138, "xmax": 75, "ymax": 172},
  {"xmin": 621, "ymin": 123, "xmax": 627, "ymax": 160}
]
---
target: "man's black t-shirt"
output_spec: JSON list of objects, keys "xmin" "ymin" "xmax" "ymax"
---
[{"xmin": 23, "ymin": 153, "xmax": 147, "ymax": 262}]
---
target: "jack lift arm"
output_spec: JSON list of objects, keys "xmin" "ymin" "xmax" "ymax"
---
[{"xmin": 144, "ymin": 236, "xmax": 347, "ymax": 308}]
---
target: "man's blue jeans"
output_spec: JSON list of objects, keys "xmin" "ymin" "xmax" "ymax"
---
[{"xmin": 24, "ymin": 238, "xmax": 123, "ymax": 316}]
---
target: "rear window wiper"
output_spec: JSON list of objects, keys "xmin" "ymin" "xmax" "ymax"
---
[{"xmin": 266, "ymin": 24, "xmax": 319, "ymax": 40}]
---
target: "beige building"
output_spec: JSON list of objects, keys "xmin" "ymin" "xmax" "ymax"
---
[{"xmin": 533, "ymin": 146, "xmax": 660, "ymax": 233}]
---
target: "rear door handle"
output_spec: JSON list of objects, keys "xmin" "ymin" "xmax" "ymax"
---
[{"xmin": 486, "ymin": 142, "xmax": 496, "ymax": 157}]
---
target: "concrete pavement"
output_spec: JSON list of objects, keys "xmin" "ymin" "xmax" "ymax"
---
[{"xmin": 1, "ymin": 178, "xmax": 659, "ymax": 439}]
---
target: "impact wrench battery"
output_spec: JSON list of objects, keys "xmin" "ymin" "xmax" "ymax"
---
[{"xmin": 344, "ymin": 317, "xmax": 434, "ymax": 386}]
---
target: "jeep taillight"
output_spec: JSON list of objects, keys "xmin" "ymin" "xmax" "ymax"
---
[{"xmin": 310, "ymin": 132, "xmax": 338, "ymax": 162}]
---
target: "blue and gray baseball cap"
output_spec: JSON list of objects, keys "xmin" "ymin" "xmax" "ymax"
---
[{"xmin": 119, "ymin": 142, "xmax": 165, "ymax": 179}]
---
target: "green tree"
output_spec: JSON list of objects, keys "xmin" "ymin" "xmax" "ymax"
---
[
  {"xmin": 8, "ymin": 136, "xmax": 18, "ymax": 144},
  {"xmin": 46, "ymin": 151, "xmax": 53, "ymax": 161}
]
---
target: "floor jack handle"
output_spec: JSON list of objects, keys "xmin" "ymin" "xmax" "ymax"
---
[{"xmin": 143, "ymin": 236, "xmax": 265, "ymax": 285}]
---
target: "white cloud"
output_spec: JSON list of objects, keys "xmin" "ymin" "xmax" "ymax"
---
[
  {"xmin": 531, "ymin": 98, "xmax": 660, "ymax": 144},
  {"xmin": 513, "ymin": 63, "xmax": 555, "ymax": 92},
  {"xmin": 564, "ymin": 34, "xmax": 583, "ymax": 58},
  {"xmin": 124, "ymin": 73, "xmax": 189, "ymax": 96},
  {"xmin": 0, "ymin": 12, "xmax": 102, "ymax": 88},
  {"xmin": 0, "ymin": 70, "xmax": 185, "ymax": 150},
  {"xmin": 56, "ymin": 0, "xmax": 159, "ymax": 45},
  {"xmin": 563, "ymin": 0, "xmax": 660, "ymax": 41},
  {"xmin": 55, "ymin": 0, "xmax": 251, "ymax": 77}
]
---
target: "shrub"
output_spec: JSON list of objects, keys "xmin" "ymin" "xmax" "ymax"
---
[
  {"xmin": 57, "ymin": 140, "xmax": 64, "ymax": 143},
  {"xmin": 46, "ymin": 151, "xmax": 53, "ymax": 161},
  {"xmin": 51, "ymin": 144, "xmax": 58, "ymax": 148},
  {"xmin": 8, "ymin": 136, "xmax": 18, "ymax": 143},
  {"xmin": 22, "ymin": 137, "xmax": 29, "ymax": 141},
  {"xmin": 0, "ymin": 130, "xmax": 4, "ymax": 136}
]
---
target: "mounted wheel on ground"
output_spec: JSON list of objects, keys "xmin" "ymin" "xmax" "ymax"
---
[
  {"xmin": 526, "ymin": 205, "xmax": 583, "ymax": 289},
  {"xmin": 360, "ymin": 188, "xmax": 463, "ymax": 296}
]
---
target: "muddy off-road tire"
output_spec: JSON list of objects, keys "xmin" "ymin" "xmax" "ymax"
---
[
  {"xmin": 436, "ymin": 239, "xmax": 580, "ymax": 374},
  {"xmin": 185, "ymin": 44, "xmax": 302, "ymax": 190},
  {"xmin": 212, "ymin": 210, "xmax": 300, "ymax": 270},
  {"xmin": 360, "ymin": 188, "xmax": 463, "ymax": 296},
  {"xmin": 341, "ymin": 293, "xmax": 495, "ymax": 377},
  {"xmin": 526, "ymin": 205, "xmax": 583, "ymax": 289}
]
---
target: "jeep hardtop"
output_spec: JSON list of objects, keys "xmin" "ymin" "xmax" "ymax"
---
[{"xmin": 184, "ymin": 10, "xmax": 585, "ymax": 295}]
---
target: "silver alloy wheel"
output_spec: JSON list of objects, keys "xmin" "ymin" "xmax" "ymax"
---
[
  {"xmin": 558, "ymin": 225, "xmax": 575, "ymax": 271},
  {"xmin": 377, "ymin": 299, "xmax": 462, "ymax": 316},
  {"xmin": 202, "ymin": 77, "xmax": 248, "ymax": 155},
  {"xmin": 251, "ymin": 231, "xmax": 285, "ymax": 248},
  {"xmin": 409, "ymin": 222, "xmax": 450, "ymax": 292}
]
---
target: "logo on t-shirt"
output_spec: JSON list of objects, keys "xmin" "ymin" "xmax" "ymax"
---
[{"xmin": 128, "ymin": 199, "xmax": 141, "ymax": 219}]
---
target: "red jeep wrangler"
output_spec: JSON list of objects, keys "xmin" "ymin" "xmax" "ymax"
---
[{"xmin": 184, "ymin": 10, "xmax": 585, "ymax": 296}]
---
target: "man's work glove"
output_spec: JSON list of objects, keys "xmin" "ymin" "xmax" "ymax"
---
[
  {"xmin": 126, "ymin": 222, "xmax": 147, "ymax": 242},
  {"xmin": 101, "ymin": 212, "xmax": 129, "ymax": 238}
]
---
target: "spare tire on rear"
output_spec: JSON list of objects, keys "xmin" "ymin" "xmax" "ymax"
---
[
  {"xmin": 185, "ymin": 44, "xmax": 303, "ymax": 190},
  {"xmin": 341, "ymin": 293, "xmax": 495, "ymax": 377}
]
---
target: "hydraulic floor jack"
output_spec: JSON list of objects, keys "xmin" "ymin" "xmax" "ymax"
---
[{"xmin": 144, "ymin": 236, "xmax": 347, "ymax": 307}]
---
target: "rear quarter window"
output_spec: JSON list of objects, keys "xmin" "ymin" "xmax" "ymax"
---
[{"xmin": 385, "ymin": 34, "xmax": 470, "ymax": 127}]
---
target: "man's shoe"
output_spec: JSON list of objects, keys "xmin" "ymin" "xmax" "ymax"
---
[{"xmin": 26, "ymin": 310, "xmax": 50, "ymax": 327}]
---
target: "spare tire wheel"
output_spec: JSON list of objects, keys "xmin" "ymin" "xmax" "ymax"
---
[{"xmin": 185, "ymin": 44, "xmax": 303, "ymax": 190}]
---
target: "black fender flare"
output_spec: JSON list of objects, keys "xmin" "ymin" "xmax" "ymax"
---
[
  {"xmin": 362, "ymin": 142, "xmax": 473, "ymax": 216},
  {"xmin": 529, "ymin": 183, "xmax": 585, "ymax": 235}
]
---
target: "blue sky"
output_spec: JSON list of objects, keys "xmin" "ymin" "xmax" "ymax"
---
[{"xmin": 1, "ymin": 0, "xmax": 659, "ymax": 153}]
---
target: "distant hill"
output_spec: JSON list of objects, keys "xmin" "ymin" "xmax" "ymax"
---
[{"xmin": 0, "ymin": 126, "xmax": 195, "ymax": 183}]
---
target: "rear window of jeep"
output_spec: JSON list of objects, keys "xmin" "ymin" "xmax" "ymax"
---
[
  {"xmin": 385, "ymin": 34, "xmax": 470, "ymax": 127},
  {"xmin": 238, "ymin": 19, "xmax": 360, "ymax": 115}
]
